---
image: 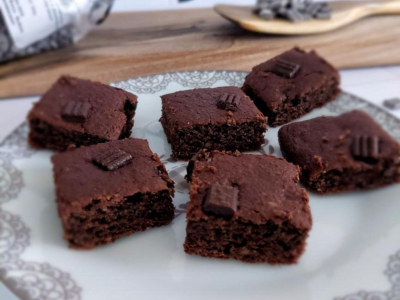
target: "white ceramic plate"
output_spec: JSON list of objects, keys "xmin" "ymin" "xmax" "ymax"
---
[{"xmin": 1, "ymin": 71, "xmax": 400, "ymax": 300}]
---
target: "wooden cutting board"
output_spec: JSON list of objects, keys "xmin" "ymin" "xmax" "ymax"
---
[{"xmin": 1, "ymin": 7, "xmax": 400, "ymax": 98}]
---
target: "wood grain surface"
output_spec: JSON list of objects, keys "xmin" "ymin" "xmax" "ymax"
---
[{"xmin": 1, "ymin": 8, "xmax": 400, "ymax": 98}]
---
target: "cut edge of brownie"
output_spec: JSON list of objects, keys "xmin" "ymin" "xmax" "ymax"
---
[
  {"xmin": 184, "ymin": 214, "xmax": 309, "ymax": 264},
  {"xmin": 29, "ymin": 97, "xmax": 137, "ymax": 151},
  {"xmin": 299, "ymin": 160, "xmax": 400, "ymax": 194},
  {"xmin": 29, "ymin": 118, "xmax": 107, "ymax": 151},
  {"xmin": 243, "ymin": 77, "xmax": 340, "ymax": 127},
  {"xmin": 160, "ymin": 113, "xmax": 266, "ymax": 160},
  {"xmin": 118, "ymin": 97, "xmax": 138, "ymax": 139},
  {"xmin": 63, "ymin": 190, "xmax": 175, "ymax": 249}
]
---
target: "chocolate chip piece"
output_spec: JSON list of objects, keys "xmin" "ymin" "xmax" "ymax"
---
[
  {"xmin": 283, "ymin": 9, "xmax": 305, "ymax": 23},
  {"xmin": 254, "ymin": 2, "xmax": 271, "ymax": 13},
  {"xmin": 271, "ymin": 59, "xmax": 300, "ymax": 78},
  {"xmin": 305, "ymin": 3, "xmax": 322, "ymax": 16},
  {"xmin": 203, "ymin": 184, "xmax": 238, "ymax": 218},
  {"xmin": 270, "ymin": 0, "xmax": 286, "ymax": 10},
  {"xmin": 315, "ymin": 11, "xmax": 331, "ymax": 19},
  {"xmin": 62, "ymin": 101, "xmax": 92, "ymax": 123},
  {"xmin": 253, "ymin": 0, "xmax": 331, "ymax": 23},
  {"xmin": 93, "ymin": 149, "xmax": 133, "ymax": 171},
  {"xmin": 351, "ymin": 135, "xmax": 380, "ymax": 162},
  {"xmin": 217, "ymin": 93, "xmax": 241, "ymax": 111},
  {"xmin": 259, "ymin": 8, "xmax": 275, "ymax": 20}
]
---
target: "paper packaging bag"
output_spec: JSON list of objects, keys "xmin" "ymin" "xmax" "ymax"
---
[{"xmin": 0, "ymin": 0, "xmax": 114, "ymax": 63}]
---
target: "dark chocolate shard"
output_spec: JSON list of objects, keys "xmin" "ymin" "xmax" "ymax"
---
[
  {"xmin": 93, "ymin": 149, "xmax": 133, "ymax": 171},
  {"xmin": 62, "ymin": 101, "xmax": 91, "ymax": 123},
  {"xmin": 217, "ymin": 93, "xmax": 241, "ymax": 111},
  {"xmin": 351, "ymin": 135, "xmax": 380, "ymax": 162},
  {"xmin": 270, "ymin": 0, "xmax": 285, "ymax": 10},
  {"xmin": 254, "ymin": 0, "xmax": 331, "ymax": 23},
  {"xmin": 305, "ymin": 3, "xmax": 322, "ymax": 16},
  {"xmin": 259, "ymin": 8, "xmax": 275, "ymax": 20},
  {"xmin": 203, "ymin": 184, "xmax": 238, "ymax": 218},
  {"xmin": 254, "ymin": 2, "xmax": 270, "ymax": 13},
  {"xmin": 271, "ymin": 58, "xmax": 300, "ymax": 78},
  {"xmin": 284, "ymin": 9, "xmax": 305, "ymax": 23},
  {"xmin": 319, "ymin": 5, "xmax": 332, "ymax": 13},
  {"xmin": 315, "ymin": 11, "xmax": 331, "ymax": 19}
]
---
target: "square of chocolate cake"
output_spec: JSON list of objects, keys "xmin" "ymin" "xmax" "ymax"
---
[
  {"xmin": 242, "ymin": 47, "xmax": 340, "ymax": 127},
  {"xmin": 160, "ymin": 87, "xmax": 267, "ymax": 160},
  {"xmin": 278, "ymin": 110, "xmax": 400, "ymax": 194},
  {"xmin": 28, "ymin": 76, "xmax": 138, "ymax": 151},
  {"xmin": 52, "ymin": 138, "xmax": 175, "ymax": 249},
  {"xmin": 184, "ymin": 151, "xmax": 312, "ymax": 264}
]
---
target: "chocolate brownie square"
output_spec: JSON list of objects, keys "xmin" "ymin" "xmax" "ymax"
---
[
  {"xmin": 184, "ymin": 151, "xmax": 312, "ymax": 264},
  {"xmin": 52, "ymin": 138, "xmax": 175, "ymax": 249},
  {"xmin": 243, "ymin": 47, "xmax": 340, "ymax": 127},
  {"xmin": 278, "ymin": 110, "xmax": 400, "ymax": 194},
  {"xmin": 160, "ymin": 87, "xmax": 267, "ymax": 160},
  {"xmin": 28, "ymin": 76, "xmax": 138, "ymax": 151}
]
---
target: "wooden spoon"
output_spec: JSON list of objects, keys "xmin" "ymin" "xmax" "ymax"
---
[{"xmin": 214, "ymin": 1, "xmax": 400, "ymax": 35}]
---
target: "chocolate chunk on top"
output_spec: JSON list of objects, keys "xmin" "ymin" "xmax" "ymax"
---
[
  {"xmin": 93, "ymin": 149, "xmax": 133, "ymax": 171},
  {"xmin": 271, "ymin": 58, "xmax": 300, "ymax": 79},
  {"xmin": 351, "ymin": 135, "xmax": 380, "ymax": 161},
  {"xmin": 217, "ymin": 93, "xmax": 241, "ymax": 111},
  {"xmin": 62, "ymin": 101, "xmax": 92, "ymax": 123},
  {"xmin": 203, "ymin": 184, "xmax": 239, "ymax": 218}
]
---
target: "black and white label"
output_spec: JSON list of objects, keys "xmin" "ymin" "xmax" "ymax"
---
[{"xmin": 0, "ymin": 0, "xmax": 84, "ymax": 48}]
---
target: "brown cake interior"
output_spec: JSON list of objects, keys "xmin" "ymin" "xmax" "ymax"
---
[
  {"xmin": 161, "ymin": 115, "xmax": 266, "ymax": 160},
  {"xmin": 185, "ymin": 217, "xmax": 308, "ymax": 264},
  {"xmin": 63, "ymin": 191, "xmax": 174, "ymax": 249},
  {"xmin": 306, "ymin": 160, "xmax": 400, "ymax": 194}
]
